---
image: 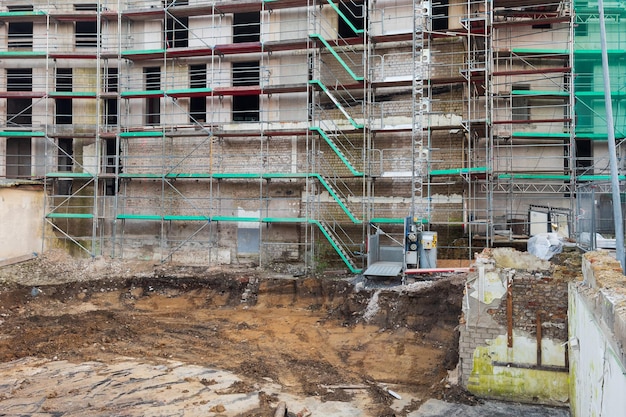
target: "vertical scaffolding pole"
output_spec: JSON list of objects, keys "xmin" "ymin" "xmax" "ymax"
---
[
  {"xmin": 411, "ymin": 0, "xmax": 428, "ymax": 226},
  {"xmin": 598, "ymin": 0, "xmax": 625, "ymax": 274}
]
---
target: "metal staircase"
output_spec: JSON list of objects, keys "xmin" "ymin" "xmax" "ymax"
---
[{"xmin": 308, "ymin": 1, "xmax": 367, "ymax": 272}]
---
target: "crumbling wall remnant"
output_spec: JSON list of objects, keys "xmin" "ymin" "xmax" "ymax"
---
[{"xmin": 459, "ymin": 248, "xmax": 575, "ymax": 406}]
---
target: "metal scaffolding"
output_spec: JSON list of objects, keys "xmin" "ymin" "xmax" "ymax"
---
[{"xmin": 0, "ymin": 0, "xmax": 624, "ymax": 270}]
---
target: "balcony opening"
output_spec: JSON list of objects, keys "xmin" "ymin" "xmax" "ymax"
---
[
  {"xmin": 166, "ymin": 14, "xmax": 188, "ymax": 48},
  {"xmin": 56, "ymin": 100, "xmax": 72, "ymax": 125},
  {"xmin": 190, "ymin": 64, "xmax": 206, "ymax": 123},
  {"xmin": 575, "ymin": 61, "xmax": 593, "ymax": 92},
  {"xmin": 233, "ymin": 12, "xmax": 260, "ymax": 43},
  {"xmin": 56, "ymin": 68, "xmax": 72, "ymax": 125},
  {"xmin": 145, "ymin": 67, "xmax": 161, "ymax": 126},
  {"xmin": 532, "ymin": 23, "xmax": 552, "ymax": 30},
  {"xmin": 338, "ymin": 1, "xmax": 364, "ymax": 38},
  {"xmin": 105, "ymin": 67, "xmax": 119, "ymax": 92},
  {"xmin": 6, "ymin": 137, "xmax": 31, "ymax": 178},
  {"xmin": 57, "ymin": 138, "xmax": 73, "ymax": 195},
  {"xmin": 575, "ymin": 139, "xmax": 593, "ymax": 176},
  {"xmin": 8, "ymin": 5, "xmax": 33, "ymax": 49},
  {"xmin": 432, "ymin": 0, "xmax": 449, "ymax": 31},
  {"xmin": 104, "ymin": 138, "xmax": 120, "ymax": 196},
  {"xmin": 104, "ymin": 99, "xmax": 118, "ymax": 127},
  {"xmin": 233, "ymin": 62, "xmax": 259, "ymax": 122},
  {"xmin": 104, "ymin": 68, "xmax": 118, "ymax": 127}
]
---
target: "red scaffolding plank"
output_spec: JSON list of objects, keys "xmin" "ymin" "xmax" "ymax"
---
[{"xmin": 493, "ymin": 67, "xmax": 571, "ymax": 76}]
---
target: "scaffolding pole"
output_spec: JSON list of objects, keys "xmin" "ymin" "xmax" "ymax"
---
[{"xmin": 597, "ymin": 0, "xmax": 625, "ymax": 274}]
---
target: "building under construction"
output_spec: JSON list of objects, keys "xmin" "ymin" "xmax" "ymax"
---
[{"xmin": 0, "ymin": 0, "xmax": 624, "ymax": 272}]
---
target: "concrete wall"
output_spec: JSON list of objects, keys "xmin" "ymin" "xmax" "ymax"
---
[
  {"xmin": 459, "ymin": 249, "xmax": 570, "ymax": 406},
  {"xmin": 569, "ymin": 251, "xmax": 626, "ymax": 417},
  {"xmin": 0, "ymin": 184, "xmax": 45, "ymax": 264}
]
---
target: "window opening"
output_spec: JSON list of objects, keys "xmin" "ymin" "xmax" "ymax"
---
[
  {"xmin": 6, "ymin": 137, "xmax": 31, "ymax": 178},
  {"xmin": 576, "ymin": 61, "xmax": 593, "ymax": 92},
  {"xmin": 233, "ymin": 12, "xmax": 260, "ymax": 43},
  {"xmin": 575, "ymin": 61, "xmax": 594, "ymax": 132},
  {"xmin": 7, "ymin": 68, "xmax": 32, "ymax": 91},
  {"xmin": 8, "ymin": 5, "xmax": 33, "ymax": 49},
  {"xmin": 432, "ymin": 0, "xmax": 449, "ymax": 31},
  {"xmin": 512, "ymin": 84, "xmax": 530, "ymax": 121},
  {"xmin": 233, "ymin": 62, "xmax": 260, "ymax": 122},
  {"xmin": 75, "ymin": 5, "xmax": 98, "ymax": 48},
  {"xmin": 8, "ymin": 5, "xmax": 33, "ymax": 10},
  {"xmin": 7, "ymin": 69, "xmax": 32, "ymax": 127},
  {"xmin": 75, "ymin": 4, "xmax": 98, "ymax": 10},
  {"xmin": 166, "ymin": 15, "xmax": 188, "ymax": 48},
  {"xmin": 163, "ymin": 0, "xmax": 189, "ymax": 7}
]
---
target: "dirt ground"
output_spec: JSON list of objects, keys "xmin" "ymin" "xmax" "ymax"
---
[{"xmin": 0, "ymin": 251, "xmax": 469, "ymax": 416}]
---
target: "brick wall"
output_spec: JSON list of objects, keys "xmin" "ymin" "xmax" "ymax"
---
[{"xmin": 489, "ymin": 275, "xmax": 568, "ymax": 341}]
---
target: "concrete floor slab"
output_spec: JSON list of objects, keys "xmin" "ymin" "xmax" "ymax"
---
[{"xmin": 411, "ymin": 399, "xmax": 571, "ymax": 417}]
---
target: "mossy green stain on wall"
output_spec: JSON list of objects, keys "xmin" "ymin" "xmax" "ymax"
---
[{"xmin": 467, "ymin": 336, "xmax": 569, "ymax": 405}]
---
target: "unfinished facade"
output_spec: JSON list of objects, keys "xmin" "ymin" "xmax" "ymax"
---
[{"xmin": 0, "ymin": 1, "xmax": 624, "ymax": 270}]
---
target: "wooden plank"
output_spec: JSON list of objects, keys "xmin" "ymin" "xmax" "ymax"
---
[
  {"xmin": 507, "ymin": 278, "xmax": 513, "ymax": 348},
  {"xmin": 0, "ymin": 253, "xmax": 36, "ymax": 268},
  {"xmin": 536, "ymin": 312, "xmax": 542, "ymax": 367}
]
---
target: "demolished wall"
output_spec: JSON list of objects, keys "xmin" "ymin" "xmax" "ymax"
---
[
  {"xmin": 459, "ymin": 248, "xmax": 576, "ymax": 406},
  {"xmin": 0, "ymin": 183, "xmax": 46, "ymax": 265},
  {"xmin": 569, "ymin": 251, "xmax": 626, "ymax": 417}
]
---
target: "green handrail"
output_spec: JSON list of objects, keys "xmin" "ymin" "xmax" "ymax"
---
[
  {"xmin": 309, "ymin": 219, "xmax": 361, "ymax": 273},
  {"xmin": 309, "ymin": 80, "xmax": 364, "ymax": 128},
  {"xmin": 309, "ymin": 34, "xmax": 364, "ymax": 81},
  {"xmin": 312, "ymin": 174, "xmax": 361, "ymax": 224},
  {"xmin": 0, "ymin": 131, "xmax": 45, "ymax": 137},
  {"xmin": 310, "ymin": 127, "xmax": 363, "ymax": 176},
  {"xmin": 326, "ymin": 0, "xmax": 365, "ymax": 35},
  {"xmin": 430, "ymin": 166, "xmax": 489, "ymax": 176},
  {"xmin": 498, "ymin": 173, "xmax": 570, "ymax": 180},
  {"xmin": 120, "ymin": 131, "xmax": 165, "ymax": 138},
  {"xmin": 46, "ymin": 213, "xmax": 94, "ymax": 219},
  {"xmin": 46, "ymin": 172, "xmax": 94, "ymax": 178}
]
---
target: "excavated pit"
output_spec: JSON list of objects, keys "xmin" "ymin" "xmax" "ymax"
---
[{"xmin": 0, "ymin": 265, "xmax": 467, "ymax": 416}]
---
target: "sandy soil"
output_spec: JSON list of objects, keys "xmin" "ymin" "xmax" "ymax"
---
[{"xmin": 0, "ymin": 251, "xmax": 469, "ymax": 416}]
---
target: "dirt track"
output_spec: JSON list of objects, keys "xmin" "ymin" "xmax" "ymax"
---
[{"xmin": 0, "ymin": 253, "xmax": 466, "ymax": 416}]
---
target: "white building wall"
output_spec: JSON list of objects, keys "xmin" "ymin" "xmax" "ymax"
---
[
  {"xmin": 0, "ymin": 186, "xmax": 45, "ymax": 262},
  {"xmin": 569, "ymin": 253, "xmax": 626, "ymax": 417}
]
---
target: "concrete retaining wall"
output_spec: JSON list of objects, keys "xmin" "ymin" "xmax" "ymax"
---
[{"xmin": 569, "ymin": 252, "xmax": 626, "ymax": 417}]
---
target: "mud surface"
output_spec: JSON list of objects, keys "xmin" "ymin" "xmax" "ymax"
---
[{"xmin": 0, "ymin": 253, "xmax": 467, "ymax": 416}]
